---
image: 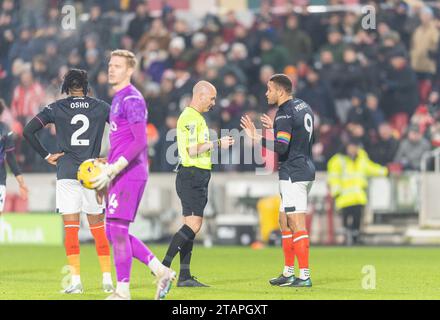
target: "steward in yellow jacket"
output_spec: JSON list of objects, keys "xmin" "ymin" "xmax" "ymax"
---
[{"xmin": 327, "ymin": 139, "xmax": 388, "ymax": 244}]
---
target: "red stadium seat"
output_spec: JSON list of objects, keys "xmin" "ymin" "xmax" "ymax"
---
[{"xmin": 418, "ymin": 80, "xmax": 432, "ymax": 104}]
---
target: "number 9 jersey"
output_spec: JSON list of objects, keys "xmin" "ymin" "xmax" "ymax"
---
[
  {"xmin": 273, "ymin": 98, "xmax": 316, "ymax": 183},
  {"xmin": 36, "ymin": 96, "xmax": 110, "ymax": 180}
]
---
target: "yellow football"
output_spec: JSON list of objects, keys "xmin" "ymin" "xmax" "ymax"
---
[{"xmin": 77, "ymin": 159, "xmax": 102, "ymax": 190}]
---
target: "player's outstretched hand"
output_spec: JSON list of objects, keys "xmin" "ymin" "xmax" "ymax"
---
[
  {"xmin": 260, "ymin": 114, "xmax": 273, "ymax": 129},
  {"xmin": 219, "ymin": 136, "xmax": 235, "ymax": 149},
  {"xmin": 240, "ymin": 115, "xmax": 261, "ymax": 141},
  {"xmin": 46, "ymin": 152, "xmax": 64, "ymax": 166}
]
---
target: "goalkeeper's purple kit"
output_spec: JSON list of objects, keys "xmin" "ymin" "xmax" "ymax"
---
[{"xmin": 105, "ymin": 84, "xmax": 155, "ymax": 283}]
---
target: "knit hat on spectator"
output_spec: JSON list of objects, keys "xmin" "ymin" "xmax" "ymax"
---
[
  {"xmin": 192, "ymin": 32, "xmax": 207, "ymax": 47},
  {"xmin": 169, "ymin": 37, "xmax": 185, "ymax": 51}
]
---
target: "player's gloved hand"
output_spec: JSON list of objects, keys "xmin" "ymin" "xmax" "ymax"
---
[{"xmin": 91, "ymin": 157, "xmax": 129, "ymax": 190}]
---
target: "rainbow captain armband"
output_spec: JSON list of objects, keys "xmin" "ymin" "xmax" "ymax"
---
[{"xmin": 276, "ymin": 131, "xmax": 291, "ymax": 144}]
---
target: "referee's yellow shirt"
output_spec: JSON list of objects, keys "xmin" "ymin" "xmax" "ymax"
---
[{"xmin": 177, "ymin": 107, "xmax": 212, "ymax": 170}]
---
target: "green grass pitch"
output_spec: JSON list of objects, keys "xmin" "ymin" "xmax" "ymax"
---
[{"xmin": 0, "ymin": 245, "xmax": 439, "ymax": 300}]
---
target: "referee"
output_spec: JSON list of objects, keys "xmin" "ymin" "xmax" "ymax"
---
[{"xmin": 162, "ymin": 81, "xmax": 234, "ymax": 287}]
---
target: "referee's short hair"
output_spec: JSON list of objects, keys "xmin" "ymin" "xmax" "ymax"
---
[{"xmin": 269, "ymin": 74, "xmax": 293, "ymax": 95}]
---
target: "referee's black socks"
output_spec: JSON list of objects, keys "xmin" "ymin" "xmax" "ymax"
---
[
  {"xmin": 179, "ymin": 237, "xmax": 194, "ymax": 280},
  {"xmin": 163, "ymin": 224, "xmax": 196, "ymax": 271}
]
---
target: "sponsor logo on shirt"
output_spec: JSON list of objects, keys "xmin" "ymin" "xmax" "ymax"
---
[{"xmin": 275, "ymin": 115, "xmax": 291, "ymax": 121}]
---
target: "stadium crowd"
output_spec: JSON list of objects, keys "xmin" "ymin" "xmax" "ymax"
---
[{"xmin": 0, "ymin": 0, "xmax": 439, "ymax": 174}]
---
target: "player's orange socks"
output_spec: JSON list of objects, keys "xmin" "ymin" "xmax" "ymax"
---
[
  {"xmin": 293, "ymin": 230, "xmax": 310, "ymax": 279},
  {"xmin": 281, "ymin": 231, "xmax": 295, "ymax": 276},
  {"xmin": 64, "ymin": 220, "xmax": 80, "ymax": 275},
  {"xmin": 89, "ymin": 221, "xmax": 111, "ymax": 274}
]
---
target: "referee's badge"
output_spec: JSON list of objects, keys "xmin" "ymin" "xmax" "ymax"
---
[{"xmin": 185, "ymin": 124, "xmax": 195, "ymax": 135}]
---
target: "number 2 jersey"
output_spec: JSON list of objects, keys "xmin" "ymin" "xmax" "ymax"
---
[
  {"xmin": 36, "ymin": 96, "xmax": 110, "ymax": 180},
  {"xmin": 272, "ymin": 98, "xmax": 316, "ymax": 182}
]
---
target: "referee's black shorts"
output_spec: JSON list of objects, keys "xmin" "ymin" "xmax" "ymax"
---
[{"xmin": 176, "ymin": 166, "xmax": 211, "ymax": 217}]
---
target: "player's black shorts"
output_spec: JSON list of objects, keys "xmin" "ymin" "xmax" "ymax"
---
[{"xmin": 176, "ymin": 166, "xmax": 211, "ymax": 217}]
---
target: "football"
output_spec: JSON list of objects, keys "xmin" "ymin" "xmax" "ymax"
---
[{"xmin": 77, "ymin": 159, "xmax": 102, "ymax": 190}]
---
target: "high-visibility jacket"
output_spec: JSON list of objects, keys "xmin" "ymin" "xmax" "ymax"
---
[{"xmin": 327, "ymin": 149, "xmax": 388, "ymax": 210}]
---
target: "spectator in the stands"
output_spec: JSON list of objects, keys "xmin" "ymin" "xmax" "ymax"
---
[
  {"xmin": 137, "ymin": 17, "xmax": 171, "ymax": 52},
  {"xmin": 381, "ymin": 51, "xmax": 419, "ymax": 120},
  {"xmin": 259, "ymin": 36, "xmax": 289, "ymax": 73},
  {"xmin": 127, "ymin": 2, "xmax": 152, "ymax": 43},
  {"xmin": 8, "ymin": 26, "xmax": 34, "ymax": 63},
  {"xmin": 410, "ymin": 6, "xmax": 439, "ymax": 85},
  {"xmin": 251, "ymin": 65, "xmax": 275, "ymax": 111},
  {"xmin": 394, "ymin": 124, "xmax": 431, "ymax": 170},
  {"xmin": 346, "ymin": 91, "xmax": 374, "ymax": 133},
  {"xmin": 320, "ymin": 27, "xmax": 346, "ymax": 64},
  {"xmin": 281, "ymin": 13, "xmax": 312, "ymax": 65},
  {"xmin": 11, "ymin": 67, "xmax": 45, "ymax": 125},
  {"xmin": 368, "ymin": 122, "xmax": 400, "ymax": 166},
  {"xmin": 365, "ymin": 93, "xmax": 386, "ymax": 129},
  {"xmin": 297, "ymin": 67, "xmax": 337, "ymax": 122}
]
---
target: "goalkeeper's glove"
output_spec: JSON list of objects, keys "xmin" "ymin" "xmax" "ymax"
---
[{"xmin": 91, "ymin": 157, "xmax": 128, "ymax": 190}]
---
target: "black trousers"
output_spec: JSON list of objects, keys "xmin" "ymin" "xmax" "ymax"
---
[{"xmin": 341, "ymin": 205, "xmax": 364, "ymax": 244}]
